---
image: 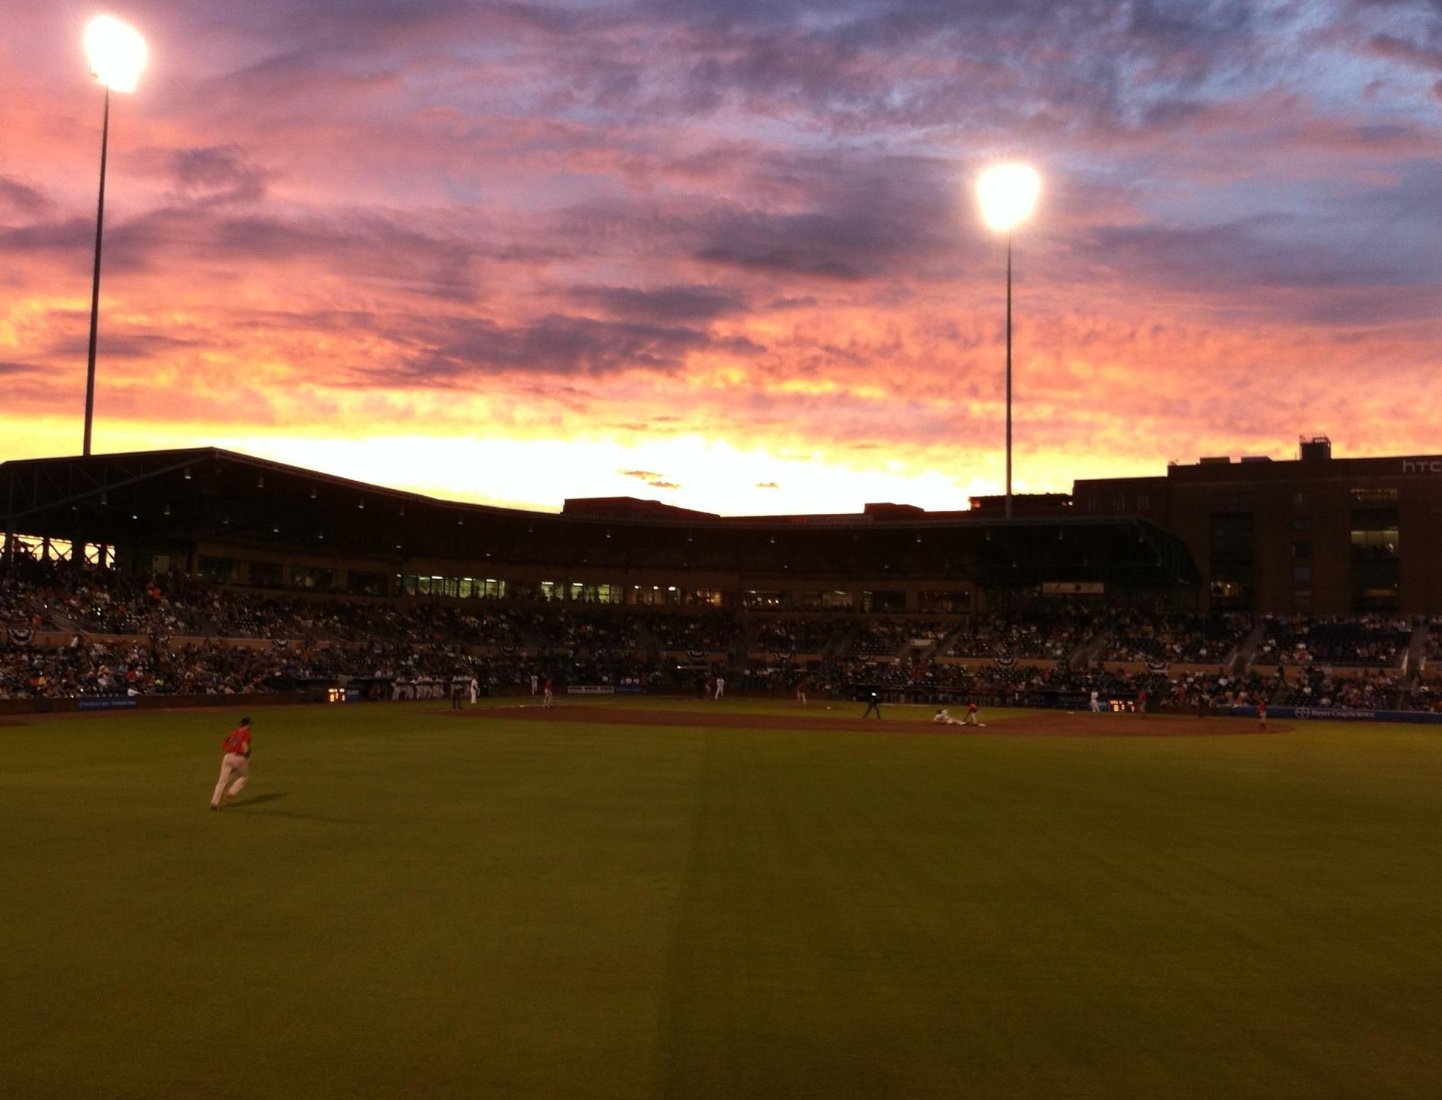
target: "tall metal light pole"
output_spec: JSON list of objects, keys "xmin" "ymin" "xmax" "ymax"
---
[
  {"xmin": 82, "ymin": 15, "xmax": 147, "ymax": 457},
  {"xmin": 976, "ymin": 163, "xmax": 1040, "ymax": 520}
]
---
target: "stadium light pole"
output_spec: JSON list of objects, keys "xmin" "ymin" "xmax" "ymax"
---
[
  {"xmin": 976, "ymin": 163, "xmax": 1041, "ymax": 520},
  {"xmin": 82, "ymin": 15, "xmax": 147, "ymax": 457}
]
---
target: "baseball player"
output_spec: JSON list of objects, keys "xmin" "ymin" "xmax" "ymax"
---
[{"xmin": 210, "ymin": 716, "xmax": 252, "ymax": 810}]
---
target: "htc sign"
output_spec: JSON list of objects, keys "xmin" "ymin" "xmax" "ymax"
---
[{"xmin": 1401, "ymin": 459, "xmax": 1442, "ymax": 474}]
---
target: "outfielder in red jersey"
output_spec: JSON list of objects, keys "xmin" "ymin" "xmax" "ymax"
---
[{"xmin": 210, "ymin": 717, "xmax": 252, "ymax": 809}]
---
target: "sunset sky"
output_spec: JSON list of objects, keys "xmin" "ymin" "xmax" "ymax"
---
[{"xmin": 3, "ymin": 1, "xmax": 1439, "ymax": 515}]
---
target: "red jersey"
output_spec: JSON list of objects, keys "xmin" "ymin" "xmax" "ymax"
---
[{"xmin": 222, "ymin": 725, "xmax": 251, "ymax": 757}]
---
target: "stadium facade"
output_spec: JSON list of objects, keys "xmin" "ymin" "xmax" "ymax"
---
[
  {"xmin": 2, "ymin": 448, "xmax": 1193, "ymax": 614},
  {"xmin": 1074, "ymin": 437, "xmax": 1442, "ymax": 616},
  {"xmin": 3, "ymin": 436, "xmax": 1440, "ymax": 616}
]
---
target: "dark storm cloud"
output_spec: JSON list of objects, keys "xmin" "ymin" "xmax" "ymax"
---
[
  {"xmin": 118, "ymin": 207, "xmax": 480, "ymax": 300},
  {"xmin": 1337, "ymin": 157, "xmax": 1442, "ymax": 267},
  {"xmin": 179, "ymin": 0, "xmax": 1272, "ymax": 135},
  {"xmin": 693, "ymin": 152, "xmax": 960, "ymax": 281},
  {"xmin": 697, "ymin": 210, "xmax": 901, "ymax": 280},
  {"xmin": 151, "ymin": 0, "xmax": 528, "ymax": 47},
  {"xmin": 573, "ymin": 284, "xmax": 748, "ymax": 324},
  {"xmin": 1366, "ymin": 33, "xmax": 1442, "ymax": 69},
  {"xmin": 1092, "ymin": 211, "xmax": 1439, "ymax": 327},
  {"xmin": 633, "ymin": 0, "xmax": 1264, "ymax": 131},
  {"xmin": 168, "ymin": 146, "xmax": 270, "ymax": 206},
  {"xmin": 1, "ymin": 183, "xmax": 485, "ymax": 302},
  {"xmin": 41, "ymin": 328, "xmax": 208, "ymax": 362},
  {"xmin": 1346, "ymin": 0, "xmax": 1442, "ymax": 19},
  {"xmin": 353, "ymin": 311, "xmax": 750, "ymax": 385},
  {"xmin": 1090, "ymin": 153, "xmax": 1442, "ymax": 307},
  {"xmin": 184, "ymin": 0, "xmax": 616, "ymax": 78},
  {"xmin": 0, "ymin": 218, "xmax": 91, "ymax": 257},
  {"xmin": 1341, "ymin": 0, "xmax": 1442, "ymax": 68},
  {"xmin": 1095, "ymin": 218, "xmax": 1349, "ymax": 290},
  {"xmin": 0, "ymin": 177, "xmax": 51, "ymax": 219},
  {"xmin": 450, "ymin": 313, "xmax": 737, "ymax": 374}
]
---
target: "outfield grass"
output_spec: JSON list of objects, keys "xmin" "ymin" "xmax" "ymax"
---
[{"xmin": 2, "ymin": 699, "xmax": 1440, "ymax": 1099}]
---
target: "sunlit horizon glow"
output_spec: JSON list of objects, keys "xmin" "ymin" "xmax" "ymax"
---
[
  {"xmin": 84, "ymin": 15, "xmax": 147, "ymax": 94},
  {"xmin": 2, "ymin": 1, "xmax": 1439, "ymax": 516}
]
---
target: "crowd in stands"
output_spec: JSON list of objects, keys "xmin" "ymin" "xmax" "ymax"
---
[
  {"xmin": 1098, "ymin": 611, "xmax": 1253, "ymax": 665},
  {"xmin": 647, "ymin": 612, "xmax": 739, "ymax": 654},
  {"xmin": 3, "ymin": 560, "xmax": 1441, "ymax": 713},
  {"xmin": 846, "ymin": 619, "xmax": 938, "ymax": 658},
  {"xmin": 1256, "ymin": 615, "xmax": 1414, "ymax": 668},
  {"xmin": 943, "ymin": 610, "xmax": 1094, "ymax": 661},
  {"xmin": 750, "ymin": 617, "xmax": 838, "ymax": 655},
  {"xmin": 1418, "ymin": 619, "xmax": 1442, "ymax": 680},
  {"xmin": 1274, "ymin": 665, "xmax": 1404, "ymax": 710}
]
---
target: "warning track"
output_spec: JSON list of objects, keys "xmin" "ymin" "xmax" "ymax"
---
[{"xmin": 464, "ymin": 704, "xmax": 1284, "ymax": 737}]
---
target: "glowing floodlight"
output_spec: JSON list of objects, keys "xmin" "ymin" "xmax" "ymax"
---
[
  {"xmin": 975, "ymin": 162, "xmax": 1041, "ymax": 519},
  {"xmin": 977, "ymin": 163, "xmax": 1041, "ymax": 234},
  {"xmin": 81, "ymin": 15, "xmax": 147, "ymax": 455},
  {"xmin": 85, "ymin": 15, "xmax": 148, "ymax": 93}
]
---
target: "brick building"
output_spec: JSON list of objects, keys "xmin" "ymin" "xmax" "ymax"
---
[{"xmin": 1074, "ymin": 437, "xmax": 1442, "ymax": 616}]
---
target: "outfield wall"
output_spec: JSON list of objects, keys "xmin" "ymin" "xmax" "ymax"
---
[
  {"xmin": 0, "ymin": 692, "xmax": 319, "ymax": 717},
  {"xmin": 6, "ymin": 691, "xmax": 1440, "ymax": 725},
  {"xmin": 1226, "ymin": 704, "xmax": 1442, "ymax": 725}
]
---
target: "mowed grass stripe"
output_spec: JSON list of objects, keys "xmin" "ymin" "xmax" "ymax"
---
[
  {"xmin": 1, "ymin": 702, "xmax": 1440, "ymax": 1099},
  {"xmin": 656, "ymin": 721, "xmax": 1442, "ymax": 1099},
  {"xmin": 1, "ymin": 706, "xmax": 703, "ymax": 1099}
]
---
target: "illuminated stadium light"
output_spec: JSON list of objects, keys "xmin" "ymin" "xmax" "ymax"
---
[
  {"xmin": 976, "ymin": 163, "xmax": 1040, "ymax": 234},
  {"xmin": 976, "ymin": 161, "xmax": 1041, "ymax": 519},
  {"xmin": 81, "ymin": 15, "xmax": 148, "ymax": 457},
  {"xmin": 85, "ymin": 16, "xmax": 147, "ymax": 92}
]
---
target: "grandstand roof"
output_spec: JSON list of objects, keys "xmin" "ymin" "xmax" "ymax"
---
[{"xmin": 1, "ymin": 448, "xmax": 1201, "ymax": 589}]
